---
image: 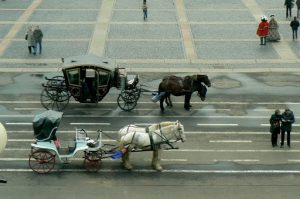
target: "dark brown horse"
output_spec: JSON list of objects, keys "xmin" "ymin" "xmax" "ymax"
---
[{"xmin": 158, "ymin": 74, "xmax": 211, "ymax": 112}]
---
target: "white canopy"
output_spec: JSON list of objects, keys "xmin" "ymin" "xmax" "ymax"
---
[{"xmin": 0, "ymin": 123, "xmax": 7, "ymax": 153}]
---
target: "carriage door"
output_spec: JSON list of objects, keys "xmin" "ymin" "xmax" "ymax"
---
[
  {"xmin": 96, "ymin": 70, "xmax": 110, "ymax": 101},
  {"xmin": 66, "ymin": 68, "xmax": 81, "ymax": 101},
  {"xmin": 84, "ymin": 69, "xmax": 98, "ymax": 102}
]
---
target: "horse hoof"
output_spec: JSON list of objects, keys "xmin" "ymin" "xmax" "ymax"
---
[
  {"xmin": 123, "ymin": 163, "xmax": 133, "ymax": 170},
  {"xmin": 154, "ymin": 165, "xmax": 163, "ymax": 171}
]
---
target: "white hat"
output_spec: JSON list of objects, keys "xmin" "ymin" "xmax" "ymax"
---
[{"xmin": 261, "ymin": 15, "xmax": 268, "ymax": 21}]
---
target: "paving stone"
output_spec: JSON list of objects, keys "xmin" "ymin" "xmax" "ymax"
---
[
  {"xmin": 38, "ymin": 0, "xmax": 102, "ymax": 9},
  {"xmin": 111, "ymin": 10, "xmax": 178, "ymax": 22},
  {"xmin": 105, "ymin": 41, "xmax": 185, "ymax": 59},
  {"xmin": 184, "ymin": 0, "xmax": 246, "ymax": 9},
  {"xmin": 28, "ymin": 10, "xmax": 99, "ymax": 22},
  {"xmin": 15, "ymin": 24, "xmax": 95, "ymax": 39},
  {"xmin": 187, "ymin": 10, "xmax": 256, "ymax": 22},
  {"xmin": 0, "ymin": 10, "xmax": 24, "ymax": 21},
  {"xmin": 1, "ymin": 41, "xmax": 89, "ymax": 59},
  {"xmin": 108, "ymin": 24, "xmax": 181, "ymax": 39},
  {"xmin": 195, "ymin": 41, "xmax": 280, "ymax": 59},
  {"xmin": 191, "ymin": 24, "xmax": 257, "ymax": 39}
]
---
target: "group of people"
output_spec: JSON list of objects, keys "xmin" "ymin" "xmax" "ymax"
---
[
  {"xmin": 269, "ymin": 109, "xmax": 295, "ymax": 148},
  {"xmin": 256, "ymin": 14, "xmax": 300, "ymax": 44},
  {"xmin": 25, "ymin": 25, "xmax": 43, "ymax": 55},
  {"xmin": 285, "ymin": 0, "xmax": 300, "ymax": 18}
]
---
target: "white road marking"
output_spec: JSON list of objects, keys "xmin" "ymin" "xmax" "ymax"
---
[
  {"xmin": 14, "ymin": 108, "xmax": 43, "ymax": 111},
  {"xmin": 209, "ymin": 140, "xmax": 252, "ymax": 143},
  {"xmin": 5, "ymin": 123, "xmax": 32, "ymax": 125},
  {"xmin": 214, "ymin": 159, "xmax": 259, "ymax": 162},
  {"xmin": 288, "ymin": 160, "xmax": 300, "ymax": 162},
  {"xmin": 0, "ymin": 168, "xmax": 300, "ymax": 174},
  {"xmin": 70, "ymin": 123, "xmax": 111, "ymax": 125},
  {"xmin": 197, "ymin": 124, "xmax": 239, "ymax": 126}
]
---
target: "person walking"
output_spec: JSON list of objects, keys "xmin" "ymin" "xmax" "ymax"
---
[
  {"xmin": 285, "ymin": 0, "xmax": 294, "ymax": 19},
  {"xmin": 33, "ymin": 25, "xmax": 43, "ymax": 54},
  {"xmin": 256, "ymin": 15, "xmax": 269, "ymax": 45},
  {"xmin": 267, "ymin": 14, "xmax": 281, "ymax": 41},
  {"xmin": 296, "ymin": 0, "xmax": 300, "ymax": 18},
  {"xmin": 280, "ymin": 109, "xmax": 295, "ymax": 148},
  {"xmin": 290, "ymin": 16, "xmax": 300, "ymax": 39},
  {"xmin": 25, "ymin": 26, "xmax": 35, "ymax": 54},
  {"xmin": 142, "ymin": 2, "xmax": 148, "ymax": 21},
  {"xmin": 269, "ymin": 110, "xmax": 281, "ymax": 147}
]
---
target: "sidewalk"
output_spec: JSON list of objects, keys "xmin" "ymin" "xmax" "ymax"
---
[{"xmin": 0, "ymin": 0, "xmax": 299, "ymax": 73}]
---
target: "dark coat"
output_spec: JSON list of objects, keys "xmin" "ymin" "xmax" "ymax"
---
[
  {"xmin": 290, "ymin": 19, "xmax": 300, "ymax": 30},
  {"xmin": 281, "ymin": 110, "xmax": 295, "ymax": 132},
  {"xmin": 285, "ymin": 0, "xmax": 294, "ymax": 7},
  {"xmin": 269, "ymin": 114, "xmax": 281, "ymax": 133}
]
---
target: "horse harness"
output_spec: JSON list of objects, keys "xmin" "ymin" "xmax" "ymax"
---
[{"xmin": 124, "ymin": 123, "xmax": 179, "ymax": 150}]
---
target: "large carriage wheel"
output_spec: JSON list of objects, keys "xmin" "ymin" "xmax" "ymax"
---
[
  {"xmin": 29, "ymin": 149, "xmax": 56, "ymax": 174},
  {"xmin": 117, "ymin": 90, "xmax": 139, "ymax": 111},
  {"xmin": 83, "ymin": 151, "xmax": 102, "ymax": 172},
  {"xmin": 40, "ymin": 77, "xmax": 70, "ymax": 111}
]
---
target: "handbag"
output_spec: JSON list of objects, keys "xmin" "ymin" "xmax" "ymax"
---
[{"xmin": 25, "ymin": 34, "xmax": 28, "ymax": 40}]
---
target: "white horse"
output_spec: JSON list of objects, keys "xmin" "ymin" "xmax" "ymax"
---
[{"xmin": 118, "ymin": 121, "xmax": 185, "ymax": 171}]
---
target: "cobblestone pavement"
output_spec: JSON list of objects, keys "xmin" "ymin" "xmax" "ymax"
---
[{"xmin": 0, "ymin": 0, "xmax": 300, "ymax": 73}]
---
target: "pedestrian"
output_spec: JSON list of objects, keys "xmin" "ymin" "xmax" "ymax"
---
[
  {"xmin": 296, "ymin": 0, "xmax": 300, "ymax": 18},
  {"xmin": 33, "ymin": 25, "xmax": 43, "ymax": 54},
  {"xmin": 267, "ymin": 14, "xmax": 281, "ymax": 41},
  {"xmin": 269, "ymin": 109, "xmax": 281, "ymax": 147},
  {"xmin": 290, "ymin": 16, "xmax": 300, "ymax": 39},
  {"xmin": 285, "ymin": 0, "xmax": 294, "ymax": 19},
  {"xmin": 142, "ymin": 2, "xmax": 148, "ymax": 21},
  {"xmin": 256, "ymin": 15, "xmax": 269, "ymax": 45},
  {"xmin": 25, "ymin": 26, "xmax": 35, "ymax": 54},
  {"xmin": 280, "ymin": 109, "xmax": 295, "ymax": 148}
]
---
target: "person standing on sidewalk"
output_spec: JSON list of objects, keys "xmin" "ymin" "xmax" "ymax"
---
[
  {"xmin": 256, "ymin": 15, "xmax": 269, "ymax": 45},
  {"xmin": 142, "ymin": 2, "xmax": 148, "ymax": 21},
  {"xmin": 296, "ymin": 0, "xmax": 300, "ymax": 18},
  {"xmin": 268, "ymin": 14, "xmax": 281, "ymax": 41},
  {"xmin": 290, "ymin": 16, "xmax": 300, "ymax": 39},
  {"xmin": 269, "ymin": 110, "xmax": 281, "ymax": 147},
  {"xmin": 285, "ymin": 0, "xmax": 294, "ymax": 19},
  {"xmin": 33, "ymin": 25, "xmax": 43, "ymax": 54},
  {"xmin": 281, "ymin": 109, "xmax": 295, "ymax": 148},
  {"xmin": 25, "ymin": 26, "xmax": 35, "ymax": 54}
]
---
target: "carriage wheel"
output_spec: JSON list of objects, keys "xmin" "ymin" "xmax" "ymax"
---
[
  {"xmin": 117, "ymin": 90, "xmax": 138, "ymax": 111},
  {"xmin": 83, "ymin": 151, "xmax": 102, "ymax": 172},
  {"xmin": 40, "ymin": 87, "xmax": 70, "ymax": 111},
  {"xmin": 29, "ymin": 149, "xmax": 56, "ymax": 174}
]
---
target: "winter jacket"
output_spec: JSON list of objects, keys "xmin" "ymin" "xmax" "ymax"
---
[
  {"xmin": 269, "ymin": 113, "xmax": 281, "ymax": 133},
  {"xmin": 281, "ymin": 110, "xmax": 295, "ymax": 132},
  {"xmin": 285, "ymin": 0, "xmax": 294, "ymax": 7},
  {"xmin": 257, "ymin": 21, "xmax": 269, "ymax": 37},
  {"xmin": 33, "ymin": 28, "xmax": 43, "ymax": 42},
  {"xmin": 290, "ymin": 19, "xmax": 300, "ymax": 29}
]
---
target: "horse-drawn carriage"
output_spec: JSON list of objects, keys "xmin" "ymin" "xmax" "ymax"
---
[
  {"xmin": 40, "ymin": 55, "xmax": 211, "ymax": 112},
  {"xmin": 28, "ymin": 110, "xmax": 186, "ymax": 173},
  {"xmin": 41, "ymin": 55, "xmax": 140, "ymax": 111}
]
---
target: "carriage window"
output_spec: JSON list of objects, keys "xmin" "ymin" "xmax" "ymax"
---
[
  {"xmin": 98, "ymin": 71, "xmax": 109, "ymax": 86},
  {"xmin": 67, "ymin": 69, "xmax": 79, "ymax": 85}
]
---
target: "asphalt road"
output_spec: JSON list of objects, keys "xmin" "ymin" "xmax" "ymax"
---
[{"xmin": 0, "ymin": 72, "xmax": 300, "ymax": 198}]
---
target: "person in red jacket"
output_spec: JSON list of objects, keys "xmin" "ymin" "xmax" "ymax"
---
[{"xmin": 256, "ymin": 15, "xmax": 269, "ymax": 45}]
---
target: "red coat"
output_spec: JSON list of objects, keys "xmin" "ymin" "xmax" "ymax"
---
[{"xmin": 256, "ymin": 21, "xmax": 269, "ymax": 37}]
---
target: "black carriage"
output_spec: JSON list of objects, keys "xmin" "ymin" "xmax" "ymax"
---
[{"xmin": 40, "ymin": 55, "xmax": 140, "ymax": 111}]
